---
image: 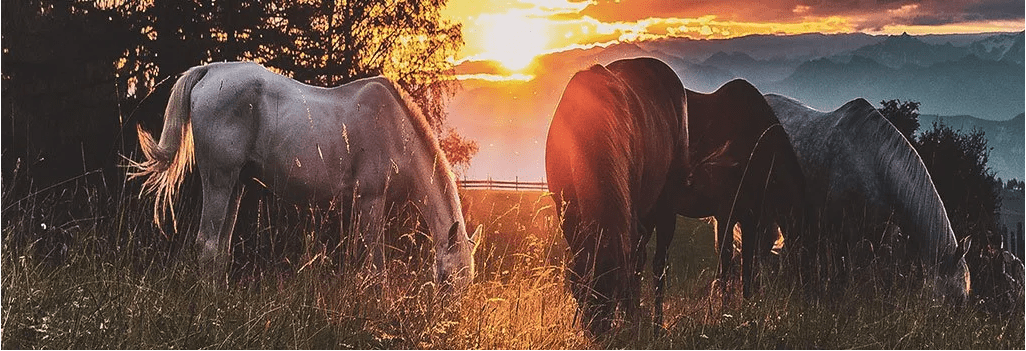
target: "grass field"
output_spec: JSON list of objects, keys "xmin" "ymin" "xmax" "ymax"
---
[{"xmin": 2, "ymin": 188, "xmax": 1023, "ymax": 348}]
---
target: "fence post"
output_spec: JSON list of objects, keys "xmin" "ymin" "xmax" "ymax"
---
[{"xmin": 1013, "ymin": 223, "xmax": 1021, "ymax": 258}]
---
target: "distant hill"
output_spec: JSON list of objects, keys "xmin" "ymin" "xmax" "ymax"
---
[
  {"xmin": 918, "ymin": 32, "xmax": 1014, "ymax": 46},
  {"xmin": 849, "ymin": 32, "xmax": 968, "ymax": 68},
  {"xmin": 968, "ymin": 31, "xmax": 1025, "ymax": 64},
  {"xmin": 773, "ymin": 54, "xmax": 1024, "ymax": 120},
  {"xmin": 446, "ymin": 32, "xmax": 1025, "ymax": 181},
  {"xmin": 638, "ymin": 33, "xmax": 881, "ymax": 61},
  {"xmin": 917, "ymin": 113, "xmax": 1025, "ymax": 181},
  {"xmin": 701, "ymin": 51, "xmax": 801, "ymax": 86}
]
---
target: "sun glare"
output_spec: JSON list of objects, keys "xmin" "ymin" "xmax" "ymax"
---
[{"xmin": 479, "ymin": 12, "xmax": 550, "ymax": 72}]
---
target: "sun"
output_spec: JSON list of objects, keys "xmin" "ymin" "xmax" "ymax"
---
[{"xmin": 479, "ymin": 12, "xmax": 550, "ymax": 72}]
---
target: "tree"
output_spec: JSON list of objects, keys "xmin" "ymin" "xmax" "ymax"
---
[
  {"xmin": 258, "ymin": 0, "xmax": 462, "ymax": 130},
  {"xmin": 2, "ymin": 0, "xmax": 143, "ymax": 193},
  {"xmin": 879, "ymin": 99, "xmax": 921, "ymax": 143},
  {"xmin": 438, "ymin": 128, "xmax": 479, "ymax": 179},
  {"xmin": 917, "ymin": 122, "xmax": 1001, "ymax": 237},
  {"xmin": 1005, "ymin": 179, "xmax": 1024, "ymax": 192},
  {"xmin": 916, "ymin": 122, "xmax": 1004, "ymax": 298},
  {"xmin": 4, "ymin": 0, "xmax": 478, "ymax": 198}
]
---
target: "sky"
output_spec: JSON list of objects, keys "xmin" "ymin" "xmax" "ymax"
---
[
  {"xmin": 442, "ymin": 0, "xmax": 1025, "ymax": 72},
  {"xmin": 439, "ymin": 0, "xmax": 1024, "ymax": 181}
]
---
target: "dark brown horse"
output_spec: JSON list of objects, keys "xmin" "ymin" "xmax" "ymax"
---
[
  {"xmin": 639, "ymin": 80, "xmax": 807, "ymax": 328},
  {"xmin": 545, "ymin": 57, "xmax": 687, "ymax": 336}
]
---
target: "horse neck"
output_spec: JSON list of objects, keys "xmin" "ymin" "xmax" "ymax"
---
[
  {"xmin": 870, "ymin": 120, "xmax": 957, "ymax": 263},
  {"xmin": 409, "ymin": 136, "xmax": 463, "ymax": 247}
]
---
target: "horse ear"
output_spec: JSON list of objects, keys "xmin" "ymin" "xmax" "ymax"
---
[
  {"xmin": 448, "ymin": 222, "xmax": 460, "ymax": 251},
  {"xmin": 471, "ymin": 224, "xmax": 484, "ymax": 255}
]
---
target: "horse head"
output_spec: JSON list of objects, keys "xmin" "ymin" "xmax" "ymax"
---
[
  {"xmin": 934, "ymin": 236, "xmax": 971, "ymax": 304},
  {"xmin": 435, "ymin": 222, "xmax": 481, "ymax": 293},
  {"xmin": 565, "ymin": 230, "xmax": 626, "ymax": 337}
]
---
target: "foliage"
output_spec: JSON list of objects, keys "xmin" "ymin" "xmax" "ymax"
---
[
  {"xmin": 2, "ymin": 0, "xmax": 141, "ymax": 194},
  {"xmin": 916, "ymin": 122, "xmax": 1002, "ymax": 240},
  {"xmin": 1004, "ymin": 178, "xmax": 1024, "ymax": 192},
  {"xmin": 878, "ymin": 99, "xmax": 1017, "ymax": 312},
  {"xmin": 252, "ymin": 0, "xmax": 463, "ymax": 131},
  {"xmin": 878, "ymin": 99, "xmax": 1002, "ymax": 246},
  {"xmin": 915, "ymin": 121, "xmax": 1007, "ymax": 305},
  {"xmin": 2, "ymin": 0, "xmax": 472, "ymax": 201},
  {"xmin": 879, "ymin": 99, "xmax": 921, "ymax": 143},
  {"xmin": 438, "ymin": 128, "xmax": 480, "ymax": 178}
]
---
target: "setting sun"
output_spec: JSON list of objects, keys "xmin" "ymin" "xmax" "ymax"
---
[{"xmin": 478, "ymin": 12, "xmax": 550, "ymax": 72}]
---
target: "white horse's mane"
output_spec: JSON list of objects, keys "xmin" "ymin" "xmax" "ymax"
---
[{"xmin": 379, "ymin": 82, "xmax": 458, "ymax": 187}]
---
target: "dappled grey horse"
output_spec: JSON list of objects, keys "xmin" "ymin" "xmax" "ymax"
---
[
  {"xmin": 766, "ymin": 94, "xmax": 970, "ymax": 302},
  {"xmin": 131, "ymin": 62, "xmax": 479, "ymax": 288}
]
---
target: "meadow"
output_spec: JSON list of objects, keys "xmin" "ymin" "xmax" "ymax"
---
[{"xmin": 2, "ymin": 187, "xmax": 1023, "ymax": 349}]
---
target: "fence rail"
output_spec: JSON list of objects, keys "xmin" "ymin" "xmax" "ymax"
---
[{"xmin": 458, "ymin": 178, "xmax": 548, "ymax": 191}]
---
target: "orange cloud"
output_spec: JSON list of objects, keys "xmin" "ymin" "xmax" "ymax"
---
[{"xmin": 444, "ymin": 0, "xmax": 1023, "ymax": 71}]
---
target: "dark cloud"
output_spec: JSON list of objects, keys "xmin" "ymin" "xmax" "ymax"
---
[
  {"xmin": 799, "ymin": 0, "xmax": 1024, "ymax": 24},
  {"xmin": 577, "ymin": 0, "xmax": 796, "ymax": 22},
  {"xmin": 910, "ymin": 15, "xmax": 960, "ymax": 26},
  {"xmin": 965, "ymin": 0, "xmax": 1026, "ymax": 20},
  {"xmin": 576, "ymin": 0, "xmax": 1023, "ymax": 26}
]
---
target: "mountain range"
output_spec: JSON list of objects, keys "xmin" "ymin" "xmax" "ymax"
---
[{"xmin": 447, "ymin": 31, "xmax": 1025, "ymax": 181}]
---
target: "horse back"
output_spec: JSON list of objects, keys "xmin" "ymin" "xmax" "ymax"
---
[
  {"xmin": 684, "ymin": 80, "xmax": 777, "ymax": 194},
  {"xmin": 188, "ymin": 63, "xmax": 415, "ymax": 202},
  {"xmin": 547, "ymin": 65, "xmax": 636, "ymax": 233},
  {"xmin": 605, "ymin": 58, "xmax": 688, "ymax": 212}
]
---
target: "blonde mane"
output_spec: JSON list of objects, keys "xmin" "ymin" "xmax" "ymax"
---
[{"xmin": 380, "ymin": 81, "xmax": 458, "ymax": 187}]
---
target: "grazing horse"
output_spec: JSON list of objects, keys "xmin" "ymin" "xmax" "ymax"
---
[
  {"xmin": 131, "ymin": 62, "xmax": 479, "ymax": 289},
  {"xmin": 765, "ymin": 94, "xmax": 970, "ymax": 302},
  {"xmin": 641, "ymin": 80, "xmax": 806, "ymax": 327},
  {"xmin": 546, "ymin": 57, "xmax": 687, "ymax": 336}
]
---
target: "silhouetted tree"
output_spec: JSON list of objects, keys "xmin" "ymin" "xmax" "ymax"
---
[
  {"xmin": 2, "ymin": 0, "xmax": 142, "ymax": 194},
  {"xmin": 4, "ymin": 0, "xmax": 475, "ymax": 196},
  {"xmin": 1005, "ymin": 179, "xmax": 1024, "ymax": 192},
  {"xmin": 917, "ymin": 123, "xmax": 1001, "ymax": 237},
  {"xmin": 916, "ymin": 122, "xmax": 1004, "ymax": 298},
  {"xmin": 879, "ymin": 99, "xmax": 921, "ymax": 144}
]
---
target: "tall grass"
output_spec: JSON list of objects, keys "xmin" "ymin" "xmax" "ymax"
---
[{"xmin": 2, "ymin": 183, "xmax": 1023, "ymax": 348}]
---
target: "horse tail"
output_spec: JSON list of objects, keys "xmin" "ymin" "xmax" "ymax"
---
[{"xmin": 129, "ymin": 64, "xmax": 211, "ymax": 229}]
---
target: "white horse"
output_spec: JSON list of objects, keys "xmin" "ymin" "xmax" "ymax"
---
[
  {"xmin": 765, "ymin": 94, "xmax": 970, "ymax": 301},
  {"xmin": 131, "ymin": 61, "xmax": 478, "ymax": 288}
]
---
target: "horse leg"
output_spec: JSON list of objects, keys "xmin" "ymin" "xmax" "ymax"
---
[
  {"xmin": 792, "ymin": 211, "xmax": 819, "ymax": 297},
  {"xmin": 354, "ymin": 193, "xmax": 387, "ymax": 272},
  {"xmin": 196, "ymin": 167, "xmax": 245, "ymax": 285},
  {"xmin": 740, "ymin": 219, "xmax": 764, "ymax": 299},
  {"xmin": 652, "ymin": 212, "xmax": 675, "ymax": 335},
  {"xmin": 716, "ymin": 216, "xmax": 735, "ymax": 305},
  {"xmin": 631, "ymin": 219, "xmax": 653, "ymax": 335}
]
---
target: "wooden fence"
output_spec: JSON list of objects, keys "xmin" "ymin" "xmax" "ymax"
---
[{"xmin": 458, "ymin": 178, "xmax": 548, "ymax": 191}]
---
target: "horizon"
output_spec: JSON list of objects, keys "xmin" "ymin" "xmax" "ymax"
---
[
  {"xmin": 442, "ymin": 0, "xmax": 1025, "ymax": 77},
  {"xmin": 442, "ymin": 29, "xmax": 1025, "ymax": 182},
  {"xmin": 452, "ymin": 29, "xmax": 1026, "ymax": 81}
]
